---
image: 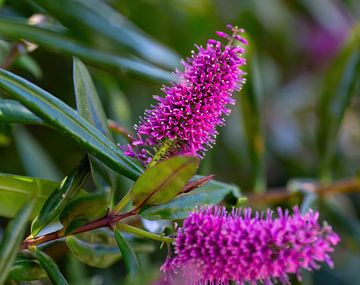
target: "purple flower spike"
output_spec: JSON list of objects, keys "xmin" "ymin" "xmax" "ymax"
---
[
  {"xmin": 163, "ymin": 206, "xmax": 340, "ymax": 285},
  {"xmin": 121, "ymin": 25, "xmax": 247, "ymax": 165}
]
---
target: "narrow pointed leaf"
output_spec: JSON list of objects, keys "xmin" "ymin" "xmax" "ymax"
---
[
  {"xmin": 66, "ymin": 229, "xmax": 154, "ymax": 268},
  {"xmin": 32, "ymin": 0, "xmax": 179, "ymax": 69},
  {"xmin": 73, "ymin": 58, "xmax": 116, "ymax": 205},
  {"xmin": 31, "ymin": 158, "xmax": 90, "ymax": 236},
  {"xmin": 130, "ymin": 156, "xmax": 199, "ymax": 207},
  {"xmin": 140, "ymin": 177, "xmax": 240, "ymax": 220},
  {"xmin": 0, "ymin": 19, "xmax": 173, "ymax": 81},
  {"xmin": 35, "ymin": 248, "xmax": 69, "ymax": 285},
  {"xmin": 114, "ymin": 229, "xmax": 141, "ymax": 276},
  {"xmin": 0, "ymin": 68, "xmax": 143, "ymax": 180},
  {"xmin": 8, "ymin": 251, "xmax": 47, "ymax": 281},
  {"xmin": 0, "ymin": 173, "xmax": 58, "ymax": 219},
  {"xmin": 0, "ymin": 203, "xmax": 33, "ymax": 284}
]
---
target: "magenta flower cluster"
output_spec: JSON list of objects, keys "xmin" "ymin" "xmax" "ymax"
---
[
  {"xmin": 122, "ymin": 25, "xmax": 247, "ymax": 164},
  {"xmin": 163, "ymin": 206, "xmax": 340, "ymax": 285}
]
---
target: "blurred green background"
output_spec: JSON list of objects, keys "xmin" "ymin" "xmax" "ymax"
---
[{"xmin": 0, "ymin": 0, "xmax": 360, "ymax": 284}]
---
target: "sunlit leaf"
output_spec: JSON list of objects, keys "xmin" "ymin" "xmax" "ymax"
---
[
  {"xmin": 131, "ymin": 156, "xmax": 199, "ymax": 207},
  {"xmin": 0, "ymin": 173, "xmax": 57, "ymax": 219},
  {"xmin": 140, "ymin": 177, "xmax": 240, "ymax": 220}
]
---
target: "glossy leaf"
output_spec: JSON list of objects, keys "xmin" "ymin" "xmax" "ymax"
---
[
  {"xmin": 31, "ymin": 157, "xmax": 90, "ymax": 236},
  {"xmin": 0, "ymin": 99, "xmax": 42, "ymax": 124},
  {"xmin": 140, "ymin": 177, "xmax": 240, "ymax": 220},
  {"xmin": 7, "ymin": 251, "xmax": 47, "ymax": 281},
  {"xmin": 32, "ymin": 0, "xmax": 179, "ymax": 69},
  {"xmin": 14, "ymin": 126, "xmax": 62, "ymax": 181},
  {"xmin": 317, "ymin": 25, "xmax": 360, "ymax": 182},
  {"xmin": 35, "ymin": 248, "xmax": 69, "ymax": 285},
  {"xmin": 0, "ymin": 68, "xmax": 143, "ymax": 180},
  {"xmin": 0, "ymin": 203, "xmax": 33, "ymax": 284},
  {"xmin": 66, "ymin": 229, "xmax": 154, "ymax": 268},
  {"xmin": 0, "ymin": 18, "xmax": 173, "ymax": 81},
  {"xmin": 60, "ymin": 194, "xmax": 107, "ymax": 235},
  {"xmin": 0, "ymin": 173, "xmax": 57, "ymax": 219},
  {"xmin": 73, "ymin": 58, "xmax": 116, "ymax": 205},
  {"xmin": 131, "ymin": 156, "xmax": 199, "ymax": 207},
  {"xmin": 114, "ymin": 229, "xmax": 141, "ymax": 276}
]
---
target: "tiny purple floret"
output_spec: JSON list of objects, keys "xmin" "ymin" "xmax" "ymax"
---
[
  {"xmin": 163, "ymin": 206, "xmax": 340, "ymax": 285},
  {"xmin": 121, "ymin": 26, "xmax": 247, "ymax": 165}
]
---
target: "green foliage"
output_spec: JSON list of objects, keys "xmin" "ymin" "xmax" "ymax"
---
[
  {"xmin": 130, "ymin": 156, "xmax": 199, "ymax": 207},
  {"xmin": 60, "ymin": 194, "xmax": 107, "ymax": 235},
  {"xmin": 73, "ymin": 58, "xmax": 117, "ymax": 205},
  {"xmin": 0, "ymin": 203, "xmax": 33, "ymax": 284},
  {"xmin": 0, "ymin": 68, "xmax": 143, "ymax": 180},
  {"xmin": 317, "ymin": 25, "xmax": 360, "ymax": 182},
  {"xmin": 31, "ymin": 157, "xmax": 90, "ymax": 236},
  {"xmin": 0, "ymin": 173, "xmax": 57, "ymax": 218},
  {"xmin": 0, "ymin": 19, "xmax": 173, "ymax": 81},
  {"xmin": 140, "ymin": 177, "xmax": 241, "ymax": 220},
  {"xmin": 114, "ymin": 229, "xmax": 141, "ymax": 276},
  {"xmin": 66, "ymin": 229, "xmax": 153, "ymax": 268},
  {"xmin": 8, "ymin": 251, "xmax": 47, "ymax": 281},
  {"xmin": 0, "ymin": 1, "xmax": 359, "ymax": 284},
  {"xmin": 35, "ymin": 248, "xmax": 69, "ymax": 285}
]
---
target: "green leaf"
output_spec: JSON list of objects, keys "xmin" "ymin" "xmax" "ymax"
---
[
  {"xmin": 32, "ymin": 0, "xmax": 179, "ymax": 69},
  {"xmin": 0, "ymin": 99, "xmax": 43, "ymax": 124},
  {"xmin": 35, "ymin": 248, "xmax": 69, "ymax": 285},
  {"xmin": 66, "ymin": 229, "xmax": 154, "ymax": 268},
  {"xmin": 0, "ymin": 18, "xmax": 174, "ymax": 81},
  {"xmin": 7, "ymin": 251, "xmax": 47, "ymax": 281},
  {"xmin": 0, "ymin": 203, "xmax": 33, "ymax": 284},
  {"xmin": 140, "ymin": 177, "xmax": 240, "ymax": 220},
  {"xmin": 14, "ymin": 126, "xmax": 62, "ymax": 181},
  {"xmin": 114, "ymin": 229, "xmax": 141, "ymax": 276},
  {"xmin": 241, "ymin": 45, "xmax": 266, "ymax": 193},
  {"xmin": 0, "ymin": 68, "xmax": 143, "ymax": 180},
  {"xmin": 31, "ymin": 157, "xmax": 90, "ymax": 236},
  {"xmin": 131, "ymin": 156, "xmax": 199, "ymax": 207},
  {"xmin": 73, "ymin": 58, "xmax": 116, "ymax": 205},
  {"xmin": 0, "ymin": 173, "xmax": 58, "ymax": 219},
  {"xmin": 317, "ymin": 25, "xmax": 360, "ymax": 182},
  {"xmin": 60, "ymin": 194, "xmax": 107, "ymax": 235}
]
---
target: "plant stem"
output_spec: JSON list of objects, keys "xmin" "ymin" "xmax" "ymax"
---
[
  {"xmin": 116, "ymin": 223, "xmax": 173, "ymax": 244},
  {"xmin": 21, "ymin": 210, "xmax": 135, "ymax": 249}
]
